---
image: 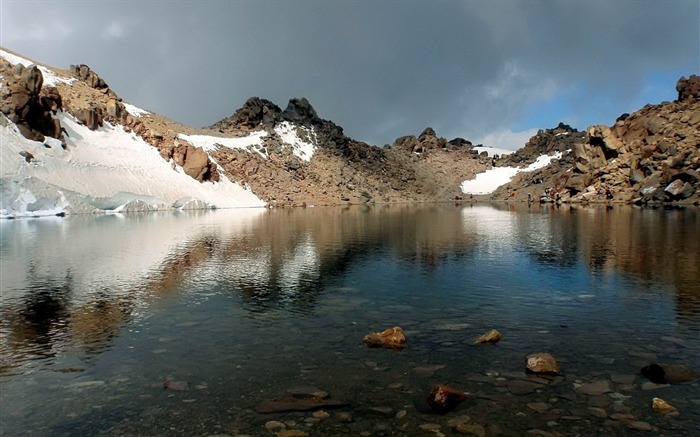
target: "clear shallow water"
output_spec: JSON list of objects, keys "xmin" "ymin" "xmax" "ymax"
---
[{"xmin": 1, "ymin": 204, "xmax": 698, "ymax": 436}]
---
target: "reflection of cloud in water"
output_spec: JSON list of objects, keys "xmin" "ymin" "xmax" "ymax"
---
[
  {"xmin": 0, "ymin": 209, "xmax": 266, "ymax": 304},
  {"xmin": 460, "ymin": 205, "xmax": 518, "ymax": 255},
  {"xmin": 278, "ymin": 234, "xmax": 320, "ymax": 295}
]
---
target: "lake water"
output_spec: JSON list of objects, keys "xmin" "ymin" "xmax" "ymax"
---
[{"xmin": 1, "ymin": 204, "xmax": 698, "ymax": 436}]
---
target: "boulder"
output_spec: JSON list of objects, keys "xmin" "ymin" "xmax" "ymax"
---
[
  {"xmin": 664, "ymin": 179, "xmax": 694, "ymax": 199},
  {"xmin": 19, "ymin": 150, "xmax": 34, "ymax": 163},
  {"xmin": 526, "ymin": 352, "xmax": 561, "ymax": 375},
  {"xmin": 652, "ymin": 397, "xmax": 674, "ymax": 413},
  {"xmin": 362, "ymin": 326, "xmax": 406, "ymax": 350},
  {"xmin": 474, "ymin": 329, "xmax": 502, "ymax": 345},
  {"xmin": 171, "ymin": 141, "xmax": 220, "ymax": 182},
  {"xmin": 426, "ymin": 384, "xmax": 469, "ymax": 414}
]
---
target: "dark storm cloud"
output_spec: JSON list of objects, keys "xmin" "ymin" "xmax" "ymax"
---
[{"xmin": 2, "ymin": 1, "xmax": 698, "ymax": 148}]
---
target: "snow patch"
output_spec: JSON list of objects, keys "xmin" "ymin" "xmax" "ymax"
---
[
  {"xmin": 274, "ymin": 121, "xmax": 317, "ymax": 162},
  {"xmin": 179, "ymin": 131, "xmax": 269, "ymax": 158},
  {"xmin": 461, "ymin": 152, "xmax": 562, "ymax": 195},
  {"xmin": 123, "ymin": 102, "xmax": 149, "ymax": 117},
  {"xmin": 181, "ymin": 123, "xmax": 318, "ymax": 162}
]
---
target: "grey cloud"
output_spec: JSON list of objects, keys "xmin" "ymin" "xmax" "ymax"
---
[{"xmin": 2, "ymin": 0, "xmax": 698, "ymax": 148}]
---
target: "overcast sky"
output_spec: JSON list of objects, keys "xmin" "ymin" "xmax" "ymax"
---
[{"xmin": 2, "ymin": 0, "xmax": 698, "ymax": 149}]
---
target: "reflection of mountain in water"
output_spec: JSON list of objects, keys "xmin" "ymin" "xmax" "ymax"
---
[
  {"xmin": 506, "ymin": 204, "xmax": 700, "ymax": 327},
  {"xmin": 1, "ymin": 205, "xmax": 698, "ymax": 372}
]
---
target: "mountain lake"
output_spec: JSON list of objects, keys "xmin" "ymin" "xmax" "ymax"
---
[{"xmin": 1, "ymin": 203, "xmax": 699, "ymax": 436}]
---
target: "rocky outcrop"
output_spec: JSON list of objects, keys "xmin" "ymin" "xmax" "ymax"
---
[
  {"xmin": 0, "ymin": 63, "xmax": 65, "ymax": 146},
  {"xmin": 390, "ymin": 127, "xmax": 448, "ymax": 155},
  {"xmin": 676, "ymin": 74, "xmax": 700, "ymax": 102},
  {"xmin": 282, "ymin": 97, "xmax": 321, "ymax": 126},
  {"xmin": 210, "ymin": 97, "xmax": 283, "ymax": 132},
  {"xmin": 70, "ymin": 64, "xmax": 109, "ymax": 90},
  {"xmin": 156, "ymin": 138, "xmax": 220, "ymax": 182},
  {"xmin": 73, "ymin": 107, "xmax": 103, "ymax": 130},
  {"xmin": 499, "ymin": 123, "xmax": 583, "ymax": 167}
]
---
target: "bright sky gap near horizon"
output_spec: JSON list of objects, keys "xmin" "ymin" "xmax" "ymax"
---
[{"xmin": 1, "ymin": 0, "xmax": 698, "ymax": 150}]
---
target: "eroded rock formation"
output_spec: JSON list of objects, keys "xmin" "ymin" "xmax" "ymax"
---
[{"xmin": 0, "ymin": 62, "xmax": 65, "ymax": 146}]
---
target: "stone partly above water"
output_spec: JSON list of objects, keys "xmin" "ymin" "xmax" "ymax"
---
[
  {"xmin": 426, "ymin": 384, "xmax": 469, "ymax": 414},
  {"xmin": 652, "ymin": 397, "xmax": 675, "ymax": 413},
  {"xmin": 474, "ymin": 329, "xmax": 502, "ymax": 344},
  {"xmin": 362, "ymin": 326, "xmax": 406, "ymax": 350},
  {"xmin": 526, "ymin": 352, "xmax": 561, "ymax": 375}
]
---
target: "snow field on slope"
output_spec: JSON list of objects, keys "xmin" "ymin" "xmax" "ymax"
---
[
  {"xmin": 1, "ymin": 49, "xmax": 75, "ymax": 87},
  {"xmin": 1, "ymin": 113, "xmax": 265, "ymax": 218},
  {"xmin": 461, "ymin": 152, "xmax": 562, "ymax": 195}
]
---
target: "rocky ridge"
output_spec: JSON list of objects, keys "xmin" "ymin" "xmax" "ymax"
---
[
  {"xmin": 2, "ymin": 46, "xmax": 698, "ymax": 209},
  {"xmin": 489, "ymin": 75, "xmax": 700, "ymax": 205},
  {"xmin": 206, "ymin": 97, "xmax": 490, "ymax": 206}
]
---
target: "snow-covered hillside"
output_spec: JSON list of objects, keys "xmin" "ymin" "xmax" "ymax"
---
[
  {"xmin": 0, "ymin": 50, "xmax": 265, "ymax": 218},
  {"xmin": 0, "ymin": 115, "xmax": 265, "ymax": 218}
]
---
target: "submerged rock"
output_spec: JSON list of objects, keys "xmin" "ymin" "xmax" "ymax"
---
[
  {"xmin": 526, "ymin": 353, "xmax": 561, "ymax": 375},
  {"xmin": 256, "ymin": 396, "xmax": 349, "ymax": 413},
  {"xmin": 426, "ymin": 384, "xmax": 469, "ymax": 414},
  {"xmin": 362, "ymin": 326, "xmax": 406, "ymax": 350},
  {"xmin": 163, "ymin": 379, "xmax": 189, "ymax": 391},
  {"xmin": 575, "ymin": 380, "xmax": 612, "ymax": 396},
  {"xmin": 475, "ymin": 329, "xmax": 502, "ymax": 344},
  {"xmin": 641, "ymin": 363, "xmax": 699, "ymax": 384}
]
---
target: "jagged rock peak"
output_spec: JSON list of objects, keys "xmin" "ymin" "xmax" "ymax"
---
[
  {"xmin": 210, "ymin": 97, "xmax": 282, "ymax": 132},
  {"xmin": 418, "ymin": 127, "xmax": 437, "ymax": 140},
  {"xmin": 211, "ymin": 96, "xmax": 326, "ymax": 132},
  {"xmin": 676, "ymin": 74, "xmax": 700, "ymax": 102},
  {"xmin": 282, "ymin": 97, "xmax": 321, "ymax": 125}
]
